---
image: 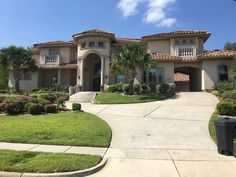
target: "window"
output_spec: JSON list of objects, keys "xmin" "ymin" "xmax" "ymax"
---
[
  {"xmin": 218, "ymin": 65, "xmax": 228, "ymax": 81},
  {"xmin": 148, "ymin": 69, "xmax": 157, "ymax": 84},
  {"xmin": 116, "ymin": 74, "xmax": 125, "ymax": 83},
  {"xmin": 174, "ymin": 39, "xmax": 195, "ymax": 46},
  {"xmin": 49, "ymin": 49, "xmax": 59, "ymax": 56},
  {"xmin": 51, "ymin": 75, "xmax": 58, "ymax": 84},
  {"xmin": 89, "ymin": 42, "xmax": 95, "ymax": 47},
  {"xmin": 98, "ymin": 42, "xmax": 104, "ymax": 48},
  {"xmin": 81, "ymin": 42, "xmax": 86, "ymax": 48},
  {"xmin": 20, "ymin": 72, "xmax": 31, "ymax": 80},
  {"xmin": 94, "ymin": 63, "xmax": 101, "ymax": 76},
  {"xmin": 157, "ymin": 68, "xmax": 164, "ymax": 83}
]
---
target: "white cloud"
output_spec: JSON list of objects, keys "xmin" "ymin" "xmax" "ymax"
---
[
  {"xmin": 117, "ymin": 0, "xmax": 177, "ymax": 27},
  {"xmin": 117, "ymin": 0, "xmax": 144, "ymax": 17}
]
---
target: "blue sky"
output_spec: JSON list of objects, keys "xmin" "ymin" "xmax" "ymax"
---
[{"xmin": 0, "ymin": 0, "xmax": 235, "ymax": 50}]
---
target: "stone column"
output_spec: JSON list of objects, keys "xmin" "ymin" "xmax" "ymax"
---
[
  {"xmin": 101, "ymin": 57, "xmax": 104, "ymax": 87},
  {"xmin": 80, "ymin": 59, "xmax": 84, "ymax": 87},
  {"xmin": 57, "ymin": 69, "xmax": 61, "ymax": 84}
]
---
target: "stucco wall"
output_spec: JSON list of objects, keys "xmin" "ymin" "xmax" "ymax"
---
[
  {"xmin": 157, "ymin": 62, "xmax": 174, "ymax": 83},
  {"xmin": 8, "ymin": 72, "xmax": 38, "ymax": 91},
  {"xmin": 147, "ymin": 40, "xmax": 170, "ymax": 54},
  {"xmin": 202, "ymin": 59, "xmax": 232, "ymax": 90}
]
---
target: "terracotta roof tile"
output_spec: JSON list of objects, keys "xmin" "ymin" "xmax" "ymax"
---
[
  {"xmin": 197, "ymin": 50, "xmax": 236, "ymax": 59},
  {"xmin": 73, "ymin": 29, "xmax": 115, "ymax": 38},
  {"xmin": 151, "ymin": 53, "xmax": 182, "ymax": 62},
  {"xmin": 34, "ymin": 41, "xmax": 77, "ymax": 47},
  {"xmin": 142, "ymin": 30, "xmax": 211, "ymax": 41},
  {"xmin": 174, "ymin": 72, "xmax": 190, "ymax": 82},
  {"xmin": 115, "ymin": 38, "xmax": 141, "ymax": 44}
]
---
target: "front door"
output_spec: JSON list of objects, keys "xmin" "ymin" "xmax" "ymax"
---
[{"xmin": 93, "ymin": 78, "xmax": 101, "ymax": 91}]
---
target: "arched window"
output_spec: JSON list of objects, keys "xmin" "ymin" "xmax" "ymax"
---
[{"xmin": 218, "ymin": 65, "xmax": 228, "ymax": 81}]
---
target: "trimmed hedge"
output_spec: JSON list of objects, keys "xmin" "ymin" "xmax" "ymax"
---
[
  {"xmin": 28, "ymin": 104, "xmax": 43, "ymax": 115},
  {"xmin": 216, "ymin": 99, "xmax": 236, "ymax": 116},
  {"xmin": 72, "ymin": 103, "xmax": 81, "ymax": 111},
  {"xmin": 44, "ymin": 104, "xmax": 57, "ymax": 113},
  {"xmin": 222, "ymin": 90, "xmax": 236, "ymax": 100},
  {"xmin": 215, "ymin": 82, "xmax": 236, "ymax": 93}
]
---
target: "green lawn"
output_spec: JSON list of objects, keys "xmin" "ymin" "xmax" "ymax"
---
[
  {"xmin": 96, "ymin": 93, "xmax": 167, "ymax": 104},
  {"xmin": 208, "ymin": 112, "xmax": 218, "ymax": 143},
  {"xmin": 0, "ymin": 112, "xmax": 111, "ymax": 147},
  {"xmin": 0, "ymin": 150, "xmax": 101, "ymax": 173}
]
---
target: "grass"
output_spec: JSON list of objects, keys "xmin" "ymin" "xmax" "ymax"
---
[
  {"xmin": 208, "ymin": 111, "xmax": 219, "ymax": 143},
  {"xmin": 0, "ymin": 112, "xmax": 111, "ymax": 147},
  {"xmin": 0, "ymin": 150, "xmax": 101, "ymax": 173},
  {"xmin": 96, "ymin": 93, "xmax": 167, "ymax": 104}
]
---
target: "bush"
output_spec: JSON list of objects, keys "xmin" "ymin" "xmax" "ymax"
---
[
  {"xmin": 107, "ymin": 85, "xmax": 117, "ymax": 93},
  {"xmin": 28, "ymin": 104, "xmax": 43, "ymax": 115},
  {"xmin": 148, "ymin": 83, "xmax": 156, "ymax": 93},
  {"xmin": 72, "ymin": 103, "xmax": 81, "ymax": 111},
  {"xmin": 222, "ymin": 90, "xmax": 236, "ymax": 100},
  {"xmin": 122, "ymin": 84, "xmax": 130, "ymax": 94},
  {"xmin": 168, "ymin": 83, "xmax": 176, "ymax": 96},
  {"xmin": 115, "ymin": 83, "xmax": 123, "ymax": 92},
  {"xmin": 158, "ymin": 83, "xmax": 170, "ymax": 94},
  {"xmin": 212, "ymin": 90, "xmax": 221, "ymax": 97},
  {"xmin": 215, "ymin": 82, "xmax": 236, "ymax": 93},
  {"xmin": 55, "ymin": 96, "xmax": 67, "ymax": 108},
  {"xmin": 5, "ymin": 102, "xmax": 23, "ymax": 115},
  {"xmin": 140, "ymin": 84, "xmax": 149, "ymax": 94},
  {"xmin": 217, "ymin": 99, "xmax": 236, "ymax": 116},
  {"xmin": 39, "ymin": 94, "xmax": 57, "ymax": 103},
  {"xmin": 133, "ymin": 84, "xmax": 140, "ymax": 95},
  {"xmin": 44, "ymin": 104, "xmax": 57, "ymax": 113},
  {"xmin": 38, "ymin": 99, "xmax": 52, "ymax": 107},
  {"xmin": 24, "ymin": 102, "xmax": 34, "ymax": 112}
]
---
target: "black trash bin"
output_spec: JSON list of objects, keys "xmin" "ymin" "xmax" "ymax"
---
[{"xmin": 215, "ymin": 117, "xmax": 236, "ymax": 156}]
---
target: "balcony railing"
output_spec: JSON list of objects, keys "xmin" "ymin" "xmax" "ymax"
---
[
  {"xmin": 175, "ymin": 47, "xmax": 196, "ymax": 57},
  {"xmin": 43, "ymin": 55, "xmax": 61, "ymax": 65}
]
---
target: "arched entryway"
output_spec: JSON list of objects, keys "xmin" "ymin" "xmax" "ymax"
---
[
  {"xmin": 83, "ymin": 53, "xmax": 101, "ymax": 91},
  {"xmin": 174, "ymin": 67, "xmax": 202, "ymax": 92}
]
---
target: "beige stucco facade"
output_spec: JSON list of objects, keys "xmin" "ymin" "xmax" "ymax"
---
[{"xmin": 8, "ymin": 29, "xmax": 235, "ymax": 92}]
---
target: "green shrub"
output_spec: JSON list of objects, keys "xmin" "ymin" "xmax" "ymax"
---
[
  {"xmin": 44, "ymin": 104, "xmax": 57, "ymax": 113},
  {"xmin": 115, "ymin": 83, "xmax": 123, "ymax": 92},
  {"xmin": 168, "ymin": 83, "xmax": 176, "ymax": 96},
  {"xmin": 122, "ymin": 84, "xmax": 130, "ymax": 94},
  {"xmin": 215, "ymin": 82, "xmax": 236, "ymax": 93},
  {"xmin": 24, "ymin": 102, "xmax": 34, "ymax": 112},
  {"xmin": 107, "ymin": 85, "xmax": 117, "ymax": 93},
  {"xmin": 222, "ymin": 90, "xmax": 236, "ymax": 100},
  {"xmin": 5, "ymin": 102, "xmax": 23, "ymax": 115},
  {"xmin": 158, "ymin": 83, "xmax": 170, "ymax": 94},
  {"xmin": 39, "ymin": 94, "xmax": 57, "ymax": 102},
  {"xmin": 148, "ymin": 83, "xmax": 156, "ymax": 93},
  {"xmin": 38, "ymin": 99, "xmax": 52, "ymax": 107},
  {"xmin": 140, "ymin": 84, "xmax": 149, "ymax": 94},
  {"xmin": 28, "ymin": 104, "xmax": 43, "ymax": 115},
  {"xmin": 133, "ymin": 84, "xmax": 140, "ymax": 95},
  {"xmin": 55, "ymin": 96, "xmax": 67, "ymax": 108},
  {"xmin": 217, "ymin": 99, "xmax": 236, "ymax": 116},
  {"xmin": 72, "ymin": 103, "xmax": 81, "ymax": 111},
  {"xmin": 212, "ymin": 90, "xmax": 221, "ymax": 97}
]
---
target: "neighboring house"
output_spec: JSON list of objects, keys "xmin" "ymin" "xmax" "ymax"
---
[{"xmin": 9, "ymin": 29, "xmax": 236, "ymax": 92}]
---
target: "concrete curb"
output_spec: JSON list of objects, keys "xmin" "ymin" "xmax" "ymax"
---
[{"xmin": 0, "ymin": 158, "xmax": 107, "ymax": 177}]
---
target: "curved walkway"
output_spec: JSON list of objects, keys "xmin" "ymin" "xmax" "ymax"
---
[{"xmin": 77, "ymin": 92, "xmax": 236, "ymax": 177}]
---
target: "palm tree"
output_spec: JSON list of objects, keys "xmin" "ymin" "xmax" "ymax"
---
[
  {"xmin": 0, "ymin": 46, "xmax": 37, "ymax": 92},
  {"xmin": 111, "ymin": 42, "xmax": 154, "ymax": 95}
]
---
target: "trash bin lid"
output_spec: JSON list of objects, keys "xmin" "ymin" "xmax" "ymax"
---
[{"xmin": 215, "ymin": 117, "xmax": 236, "ymax": 126}]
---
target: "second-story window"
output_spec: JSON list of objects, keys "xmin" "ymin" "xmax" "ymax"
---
[
  {"xmin": 175, "ymin": 39, "xmax": 195, "ymax": 45},
  {"xmin": 89, "ymin": 42, "xmax": 95, "ymax": 47},
  {"xmin": 81, "ymin": 42, "xmax": 86, "ymax": 48},
  {"xmin": 98, "ymin": 42, "xmax": 104, "ymax": 48},
  {"xmin": 49, "ymin": 49, "xmax": 59, "ymax": 56}
]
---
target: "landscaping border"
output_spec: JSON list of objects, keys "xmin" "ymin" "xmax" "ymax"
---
[{"xmin": 0, "ymin": 157, "xmax": 107, "ymax": 177}]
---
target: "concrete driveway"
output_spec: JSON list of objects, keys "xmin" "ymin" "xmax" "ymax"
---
[{"xmin": 76, "ymin": 92, "xmax": 236, "ymax": 177}]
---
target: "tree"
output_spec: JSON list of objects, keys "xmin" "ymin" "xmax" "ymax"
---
[
  {"xmin": 0, "ymin": 46, "xmax": 37, "ymax": 92},
  {"xmin": 111, "ymin": 42, "xmax": 154, "ymax": 95},
  {"xmin": 224, "ymin": 42, "xmax": 236, "ymax": 51},
  {"xmin": 229, "ymin": 55, "xmax": 236, "ymax": 81}
]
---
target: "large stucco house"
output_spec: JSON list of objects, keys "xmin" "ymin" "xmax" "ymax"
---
[{"xmin": 9, "ymin": 29, "xmax": 236, "ymax": 92}]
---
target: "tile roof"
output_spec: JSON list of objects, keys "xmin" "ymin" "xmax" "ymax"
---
[
  {"xmin": 151, "ymin": 53, "xmax": 182, "ymax": 62},
  {"xmin": 34, "ymin": 41, "xmax": 77, "ymax": 47},
  {"xmin": 174, "ymin": 72, "xmax": 190, "ymax": 82},
  {"xmin": 142, "ymin": 30, "xmax": 211, "ymax": 42},
  {"xmin": 38, "ymin": 63, "xmax": 77, "ymax": 69},
  {"xmin": 115, "ymin": 38, "xmax": 141, "ymax": 44},
  {"xmin": 197, "ymin": 50, "xmax": 236, "ymax": 59},
  {"xmin": 72, "ymin": 29, "xmax": 115, "ymax": 39}
]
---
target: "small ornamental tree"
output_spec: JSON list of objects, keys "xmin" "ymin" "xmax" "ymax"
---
[
  {"xmin": 111, "ymin": 42, "xmax": 154, "ymax": 95},
  {"xmin": 0, "ymin": 46, "xmax": 37, "ymax": 92}
]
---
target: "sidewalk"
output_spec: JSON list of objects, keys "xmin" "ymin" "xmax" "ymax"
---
[{"xmin": 0, "ymin": 142, "xmax": 107, "ymax": 156}]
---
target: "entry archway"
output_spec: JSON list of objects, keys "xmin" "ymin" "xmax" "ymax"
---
[{"xmin": 174, "ymin": 67, "xmax": 202, "ymax": 92}]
